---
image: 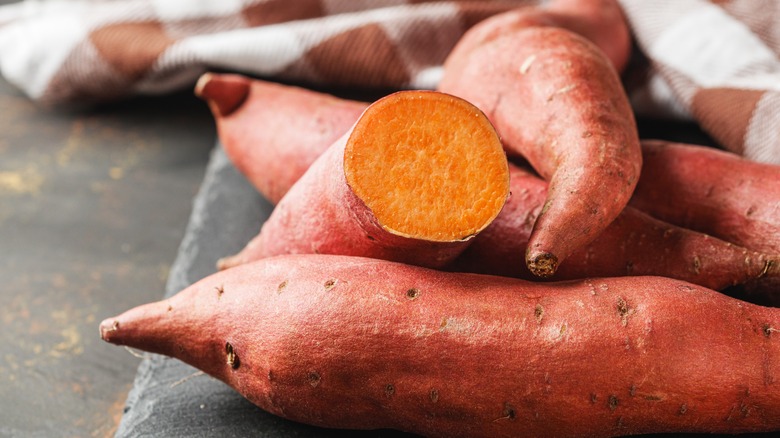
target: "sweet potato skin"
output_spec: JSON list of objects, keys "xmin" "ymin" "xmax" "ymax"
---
[
  {"xmin": 196, "ymin": 73, "xmax": 368, "ymax": 204},
  {"xmin": 449, "ymin": 164, "xmax": 778, "ymax": 291},
  {"xmin": 439, "ymin": 26, "xmax": 641, "ymax": 277},
  {"xmin": 631, "ymin": 140, "xmax": 780, "ymax": 255},
  {"xmin": 545, "ymin": 0, "xmax": 632, "ymax": 73},
  {"xmin": 449, "ymin": 0, "xmax": 632, "ymax": 74},
  {"xmin": 101, "ymin": 254, "xmax": 780, "ymax": 437}
]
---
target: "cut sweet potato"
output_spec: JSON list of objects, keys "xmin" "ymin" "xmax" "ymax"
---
[{"xmin": 218, "ymin": 90, "xmax": 509, "ymax": 270}]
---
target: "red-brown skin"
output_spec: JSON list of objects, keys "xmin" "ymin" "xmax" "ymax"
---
[
  {"xmin": 217, "ymin": 131, "xmax": 467, "ymax": 270},
  {"xmin": 449, "ymin": 0, "xmax": 632, "ymax": 74},
  {"xmin": 545, "ymin": 0, "xmax": 632, "ymax": 74},
  {"xmin": 439, "ymin": 26, "xmax": 642, "ymax": 278},
  {"xmin": 449, "ymin": 164, "xmax": 780, "ymax": 291},
  {"xmin": 631, "ymin": 140, "xmax": 780, "ymax": 256},
  {"xmin": 195, "ymin": 72, "xmax": 368, "ymax": 204},
  {"xmin": 101, "ymin": 254, "xmax": 780, "ymax": 437}
]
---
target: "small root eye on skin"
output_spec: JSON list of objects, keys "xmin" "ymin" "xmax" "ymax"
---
[{"xmin": 226, "ymin": 342, "xmax": 239, "ymax": 369}]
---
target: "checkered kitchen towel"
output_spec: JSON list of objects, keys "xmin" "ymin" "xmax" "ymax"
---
[
  {"xmin": 620, "ymin": 0, "xmax": 780, "ymax": 164},
  {"xmin": 0, "ymin": 0, "xmax": 778, "ymax": 163},
  {"xmin": 0, "ymin": 0, "xmax": 532, "ymax": 103}
]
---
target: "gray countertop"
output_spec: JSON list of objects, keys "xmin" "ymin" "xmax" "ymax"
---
[{"xmin": 0, "ymin": 74, "xmax": 216, "ymax": 436}]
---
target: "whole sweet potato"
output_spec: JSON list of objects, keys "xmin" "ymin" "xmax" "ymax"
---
[
  {"xmin": 101, "ymin": 254, "xmax": 780, "ymax": 437},
  {"xmin": 195, "ymin": 73, "xmax": 368, "ymax": 204},
  {"xmin": 450, "ymin": 163, "xmax": 780, "ymax": 291},
  {"xmin": 439, "ymin": 26, "xmax": 642, "ymax": 278},
  {"xmin": 218, "ymin": 90, "xmax": 509, "ymax": 270}
]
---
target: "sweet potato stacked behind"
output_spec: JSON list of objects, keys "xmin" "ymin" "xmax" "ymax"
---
[
  {"xmin": 632, "ymin": 140, "xmax": 780, "ymax": 256},
  {"xmin": 195, "ymin": 73, "xmax": 368, "ymax": 205},
  {"xmin": 439, "ymin": 25, "xmax": 641, "ymax": 278},
  {"xmin": 450, "ymin": 164, "xmax": 779, "ymax": 290},
  {"xmin": 196, "ymin": 72, "xmax": 368, "ymax": 202}
]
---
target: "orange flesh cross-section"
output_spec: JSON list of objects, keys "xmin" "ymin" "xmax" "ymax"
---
[{"xmin": 344, "ymin": 91, "xmax": 509, "ymax": 242}]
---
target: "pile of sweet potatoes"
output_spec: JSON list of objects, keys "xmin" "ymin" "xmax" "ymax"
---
[{"xmin": 102, "ymin": 1, "xmax": 780, "ymax": 436}]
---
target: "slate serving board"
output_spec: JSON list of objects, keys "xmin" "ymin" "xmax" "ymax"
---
[{"xmin": 115, "ymin": 144, "xmax": 411, "ymax": 437}]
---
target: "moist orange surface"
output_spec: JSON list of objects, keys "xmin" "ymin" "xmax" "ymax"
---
[{"xmin": 344, "ymin": 91, "xmax": 509, "ymax": 242}]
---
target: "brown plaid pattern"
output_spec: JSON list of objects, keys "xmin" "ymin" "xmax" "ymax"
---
[
  {"xmin": 0, "ymin": 0, "xmax": 778, "ymax": 163},
  {"xmin": 0, "ymin": 0, "xmax": 535, "ymax": 103},
  {"xmin": 619, "ymin": 0, "xmax": 780, "ymax": 164}
]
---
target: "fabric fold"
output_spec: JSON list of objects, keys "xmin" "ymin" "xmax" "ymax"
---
[{"xmin": 1, "ymin": 0, "xmax": 778, "ymax": 162}]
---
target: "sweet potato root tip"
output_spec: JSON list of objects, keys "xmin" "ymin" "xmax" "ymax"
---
[
  {"xmin": 195, "ymin": 73, "xmax": 251, "ymax": 117},
  {"xmin": 344, "ymin": 91, "xmax": 509, "ymax": 242},
  {"xmin": 526, "ymin": 251, "xmax": 558, "ymax": 278},
  {"xmin": 99, "ymin": 318, "xmax": 119, "ymax": 342}
]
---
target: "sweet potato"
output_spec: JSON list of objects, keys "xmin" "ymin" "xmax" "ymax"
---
[
  {"xmin": 447, "ymin": 0, "xmax": 632, "ymax": 74},
  {"xmin": 218, "ymin": 90, "xmax": 509, "ymax": 270},
  {"xmin": 195, "ymin": 73, "xmax": 368, "ymax": 204},
  {"xmin": 631, "ymin": 140, "xmax": 780, "ymax": 256},
  {"xmin": 101, "ymin": 254, "xmax": 780, "ymax": 437},
  {"xmin": 449, "ymin": 163, "xmax": 779, "ymax": 291},
  {"xmin": 439, "ymin": 26, "xmax": 642, "ymax": 278}
]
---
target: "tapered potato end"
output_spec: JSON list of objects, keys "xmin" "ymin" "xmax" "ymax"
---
[
  {"xmin": 195, "ymin": 73, "xmax": 251, "ymax": 117},
  {"xmin": 98, "ymin": 300, "xmax": 172, "ymax": 356}
]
